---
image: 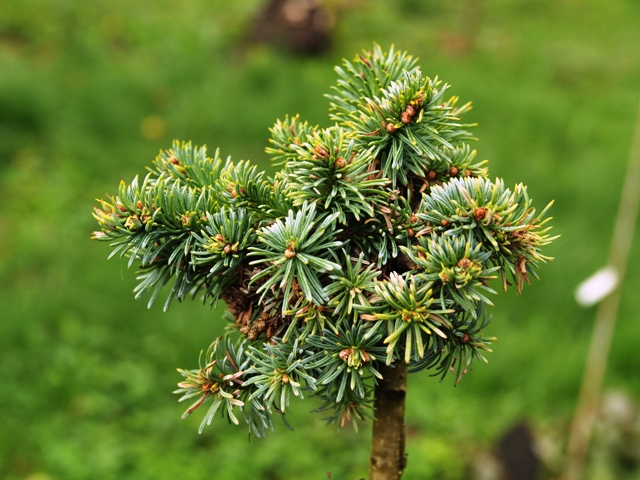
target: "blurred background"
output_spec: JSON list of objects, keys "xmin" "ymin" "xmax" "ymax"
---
[{"xmin": 1, "ymin": 0, "xmax": 639, "ymax": 479}]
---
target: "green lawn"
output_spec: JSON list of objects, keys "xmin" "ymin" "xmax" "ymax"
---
[{"xmin": 1, "ymin": 1, "xmax": 640, "ymax": 479}]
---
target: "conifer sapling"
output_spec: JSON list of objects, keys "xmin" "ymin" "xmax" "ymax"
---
[{"xmin": 92, "ymin": 45, "xmax": 556, "ymax": 479}]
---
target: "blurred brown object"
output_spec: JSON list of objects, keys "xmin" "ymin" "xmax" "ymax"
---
[
  {"xmin": 497, "ymin": 423, "xmax": 540, "ymax": 480},
  {"xmin": 251, "ymin": 0, "xmax": 334, "ymax": 55}
]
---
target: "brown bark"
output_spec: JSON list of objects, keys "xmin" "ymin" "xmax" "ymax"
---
[{"xmin": 370, "ymin": 361, "xmax": 407, "ymax": 480}]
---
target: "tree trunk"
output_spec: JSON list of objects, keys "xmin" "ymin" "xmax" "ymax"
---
[{"xmin": 370, "ymin": 361, "xmax": 408, "ymax": 480}]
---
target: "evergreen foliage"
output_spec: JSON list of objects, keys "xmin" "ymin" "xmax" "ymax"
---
[{"xmin": 93, "ymin": 45, "xmax": 556, "ymax": 437}]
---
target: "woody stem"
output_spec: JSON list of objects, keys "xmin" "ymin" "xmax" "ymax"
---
[{"xmin": 370, "ymin": 361, "xmax": 408, "ymax": 480}]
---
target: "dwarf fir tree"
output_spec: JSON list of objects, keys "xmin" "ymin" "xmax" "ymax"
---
[{"xmin": 93, "ymin": 45, "xmax": 556, "ymax": 479}]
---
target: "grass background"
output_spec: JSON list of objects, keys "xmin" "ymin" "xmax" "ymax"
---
[{"xmin": 1, "ymin": 0, "xmax": 640, "ymax": 478}]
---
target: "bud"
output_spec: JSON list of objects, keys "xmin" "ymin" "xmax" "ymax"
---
[
  {"xmin": 457, "ymin": 258, "xmax": 472, "ymax": 269},
  {"xmin": 474, "ymin": 207, "xmax": 487, "ymax": 221},
  {"xmin": 315, "ymin": 145, "xmax": 330, "ymax": 158},
  {"xmin": 339, "ymin": 348, "xmax": 352, "ymax": 361}
]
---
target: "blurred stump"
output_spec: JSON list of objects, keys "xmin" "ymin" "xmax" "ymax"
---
[
  {"xmin": 250, "ymin": 0, "xmax": 334, "ymax": 55},
  {"xmin": 497, "ymin": 422, "xmax": 540, "ymax": 480}
]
